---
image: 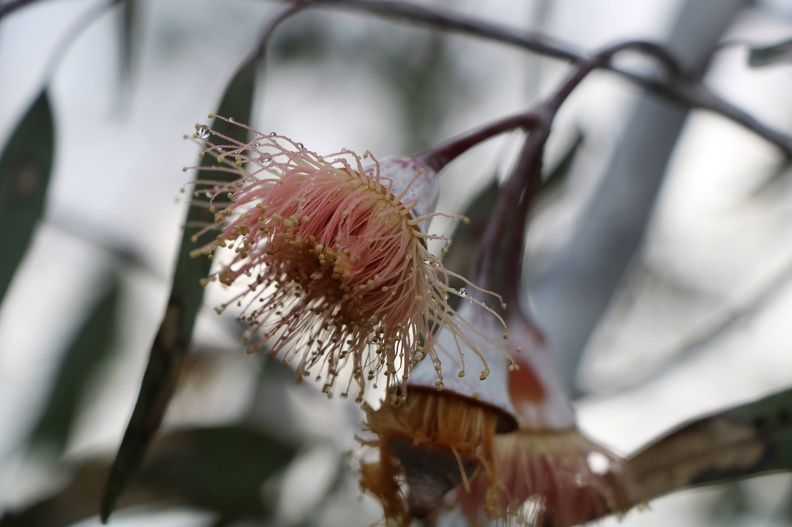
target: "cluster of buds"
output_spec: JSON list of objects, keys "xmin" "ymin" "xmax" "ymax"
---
[{"xmin": 187, "ymin": 115, "xmax": 638, "ymax": 526}]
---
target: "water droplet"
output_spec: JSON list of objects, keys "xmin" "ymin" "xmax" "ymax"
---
[
  {"xmin": 204, "ymin": 191, "xmax": 212, "ymax": 198},
  {"xmin": 228, "ymin": 117, "xmax": 235, "ymax": 122},
  {"xmin": 270, "ymin": 132, "xmax": 277, "ymax": 136},
  {"xmin": 458, "ymin": 288, "xmax": 467, "ymax": 296},
  {"xmin": 297, "ymin": 142, "xmax": 305, "ymax": 149},
  {"xmin": 587, "ymin": 451, "xmax": 610, "ymax": 475},
  {"xmin": 195, "ymin": 125, "xmax": 210, "ymax": 139}
]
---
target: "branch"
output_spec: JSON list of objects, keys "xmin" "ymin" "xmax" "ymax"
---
[
  {"xmin": 42, "ymin": 0, "xmax": 123, "ymax": 84},
  {"xmin": 298, "ymin": 0, "xmax": 792, "ymax": 157},
  {"xmin": 301, "ymin": 0, "xmax": 583, "ymax": 61},
  {"xmin": 471, "ymin": 41, "xmax": 686, "ymax": 300},
  {"xmin": 415, "ymin": 112, "xmax": 543, "ymax": 172},
  {"xmin": 0, "ymin": 0, "xmax": 47, "ymax": 22}
]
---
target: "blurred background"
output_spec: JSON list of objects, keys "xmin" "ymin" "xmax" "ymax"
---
[{"xmin": 1, "ymin": 0, "xmax": 792, "ymax": 525}]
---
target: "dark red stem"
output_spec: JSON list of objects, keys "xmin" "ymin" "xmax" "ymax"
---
[
  {"xmin": 416, "ymin": 113, "xmax": 543, "ymax": 172},
  {"xmin": 472, "ymin": 41, "xmax": 684, "ymax": 307}
]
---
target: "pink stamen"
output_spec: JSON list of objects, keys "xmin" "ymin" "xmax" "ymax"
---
[{"xmin": 188, "ymin": 117, "xmax": 509, "ymax": 400}]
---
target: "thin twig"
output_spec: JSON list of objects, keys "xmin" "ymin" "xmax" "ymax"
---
[
  {"xmin": 43, "ymin": 0, "xmax": 123, "ymax": 85},
  {"xmin": 303, "ymin": 0, "xmax": 583, "ymax": 61},
  {"xmin": 254, "ymin": 1, "xmax": 307, "ymax": 57},
  {"xmin": 297, "ymin": 0, "xmax": 792, "ymax": 157},
  {"xmin": 415, "ymin": 112, "xmax": 543, "ymax": 172},
  {"xmin": 0, "ymin": 0, "xmax": 47, "ymax": 21}
]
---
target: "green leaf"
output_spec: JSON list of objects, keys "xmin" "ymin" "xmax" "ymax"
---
[
  {"xmin": 139, "ymin": 425, "xmax": 296, "ymax": 514},
  {"xmin": 1, "ymin": 425, "xmax": 297, "ymax": 527},
  {"xmin": 100, "ymin": 58, "xmax": 258, "ymax": 523},
  {"xmin": 748, "ymin": 39, "xmax": 792, "ymax": 68},
  {"xmin": 28, "ymin": 277, "xmax": 120, "ymax": 454},
  {"xmin": 628, "ymin": 386, "xmax": 792, "ymax": 501},
  {"xmin": 0, "ymin": 89, "xmax": 55, "ymax": 305}
]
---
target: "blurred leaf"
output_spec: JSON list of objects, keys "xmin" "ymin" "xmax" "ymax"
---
[
  {"xmin": 747, "ymin": 158, "xmax": 792, "ymax": 200},
  {"xmin": 707, "ymin": 482, "xmax": 751, "ymax": 521},
  {"xmin": 0, "ymin": 89, "xmax": 55, "ymax": 305},
  {"xmin": 374, "ymin": 33, "xmax": 458, "ymax": 153},
  {"xmin": 270, "ymin": 15, "xmax": 331, "ymax": 62},
  {"xmin": 135, "ymin": 426, "xmax": 295, "ymax": 514},
  {"xmin": 28, "ymin": 277, "xmax": 120, "ymax": 454},
  {"xmin": 1, "ymin": 425, "xmax": 297, "ymax": 527},
  {"xmin": 539, "ymin": 127, "xmax": 583, "ymax": 198},
  {"xmin": 100, "ymin": 58, "xmax": 258, "ymax": 522},
  {"xmin": 116, "ymin": 0, "xmax": 136, "ymax": 106},
  {"xmin": 628, "ymin": 386, "xmax": 792, "ymax": 501},
  {"xmin": 748, "ymin": 39, "xmax": 792, "ymax": 68}
]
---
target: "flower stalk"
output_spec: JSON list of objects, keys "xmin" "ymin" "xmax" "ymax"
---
[{"xmin": 360, "ymin": 41, "xmax": 676, "ymax": 526}]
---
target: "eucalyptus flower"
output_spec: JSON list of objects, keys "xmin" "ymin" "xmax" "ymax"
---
[{"xmin": 189, "ymin": 116, "xmax": 507, "ymax": 401}]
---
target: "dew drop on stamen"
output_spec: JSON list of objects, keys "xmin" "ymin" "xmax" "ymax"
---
[
  {"xmin": 228, "ymin": 117, "xmax": 235, "ymax": 122},
  {"xmin": 270, "ymin": 132, "xmax": 277, "ymax": 136},
  {"xmin": 195, "ymin": 125, "xmax": 210, "ymax": 139},
  {"xmin": 458, "ymin": 288, "xmax": 467, "ymax": 296}
]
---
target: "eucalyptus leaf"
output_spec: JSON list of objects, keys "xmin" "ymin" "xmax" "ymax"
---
[
  {"xmin": 2, "ymin": 425, "xmax": 296, "ymax": 527},
  {"xmin": 28, "ymin": 277, "xmax": 120, "ymax": 454},
  {"xmin": 100, "ymin": 57, "xmax": 258, "ymax": 523},
  {"xmin": 748, "ymin": 39, "xmax": 792, "ymax": 68},
  {"xmin": 540, "ymin": 127, "xmax": 583, "ymax": 196},
  {"xmin": 747, "ymin": 157, "xmax": 792, "ymax": 200},
  {"xmin": 628, "ymin": 386, "xmax": 792, "ymax": 500},
  {"xmin": 0, "ymin": 90, "xmax": 55, "ymax": 305}
]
